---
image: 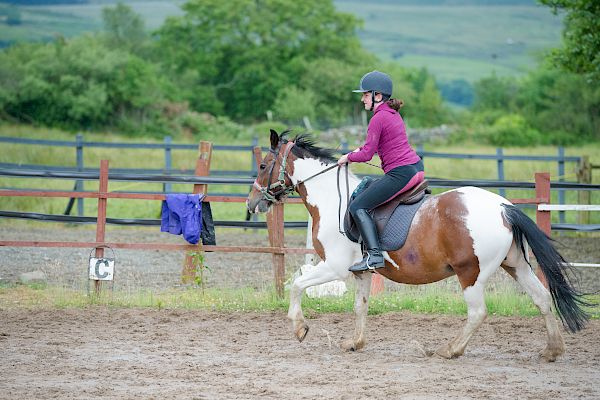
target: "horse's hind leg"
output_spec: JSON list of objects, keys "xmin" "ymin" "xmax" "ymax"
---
[
  {"xmin": 435, "ymin": 277, "xmax": 488, "ymax": 359},
  {"xmin": 341, "ymin": 271, "xmax": 372, "ymax": 351},
  {"xmin": 502, "ymin": 241, "xmax": 564, "ymax": 362},
  {"xmin": 436, "ymin": 252, "xmax": 506, "ymax": 359}
]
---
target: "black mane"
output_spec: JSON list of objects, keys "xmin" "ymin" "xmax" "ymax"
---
[{"xmin": 280, "ymin": 131, "xmax": 336, "ymax": 164}]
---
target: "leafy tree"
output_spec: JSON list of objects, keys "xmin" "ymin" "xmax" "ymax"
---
[
  {"xmin": 4, "ymin": 5, "xmax": 22, "ymax": 26},
  {"xmin": 272, "ymin": 86, "xmax": 317, "ymax": 123},
  {"xmin": 439, "ymin": 79, "xmax": 474, "ymax": 106},
  {"xmin": 472, "ymin": 74, "xmax": 519, "ymax": 112},
  {"xmin": 516, "ymin": 66, "xmax": 600, "ymax": 142},
  {"xmin": 0, "ymin": 36, "xmax": 172, "ymax": 134},
  {"xmin": 539, "ymin": 0, "xmax": 600, "ymax": 82},
  {"xmin": 102, "ymin": 2, "xmax": 147, "ymax": 52},
  {"xmin": 155, "ymin": 0, "xmax": 367, "ymax": 122}
]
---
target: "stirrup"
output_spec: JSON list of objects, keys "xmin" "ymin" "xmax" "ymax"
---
[{"xmin": 348, "ymin": 252, "xmax": 385, "ymax": 272}]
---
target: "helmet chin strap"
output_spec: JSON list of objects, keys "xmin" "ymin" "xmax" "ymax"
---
[{"xmin": 370, "ymin": 91, "xmax": 383, "ymax": 111}]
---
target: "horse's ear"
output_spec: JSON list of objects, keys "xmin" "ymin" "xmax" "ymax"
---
[{"xmin": 270, "ymin": 129, "xmax": 279, "ymax": 149}]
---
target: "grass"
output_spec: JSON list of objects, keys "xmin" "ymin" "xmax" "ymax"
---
[
  {"xmin": 1, "ymin": 124, "xmax": 599, "ymax": 224},
  {"xmin": 1, "ymin": 282, "xmax": 598, "ymax": 320},
  {"xmin": 336, "ymin": 2, "xmax": 562, "ymax": 82}
]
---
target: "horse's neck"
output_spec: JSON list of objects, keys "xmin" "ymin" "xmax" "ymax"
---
[{"xmin": 291, "ymin": 158, "xmax": 360, "ymax": 218}]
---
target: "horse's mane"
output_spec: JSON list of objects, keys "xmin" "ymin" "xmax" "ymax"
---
[{"xmin": 280, "ymin": 131, "xmax": 336, "ymax": 164}]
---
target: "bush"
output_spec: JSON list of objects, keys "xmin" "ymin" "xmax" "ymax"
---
[
  {"xmin": 482, "ymin": 114, "xmax": 542, "ymax": 146},
  {"xmin": 272, "ymin": 86, "xmax": 317, "ymax": 124}
]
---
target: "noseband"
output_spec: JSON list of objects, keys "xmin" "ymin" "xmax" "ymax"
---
[{"xmin": 253, "ymin": 141, "xmax": 296, "ymax": 203}]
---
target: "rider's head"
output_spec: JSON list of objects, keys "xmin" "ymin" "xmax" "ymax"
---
[{"xmin": 353, "ymin": 70, "xmax": 403, "ymax": 112}]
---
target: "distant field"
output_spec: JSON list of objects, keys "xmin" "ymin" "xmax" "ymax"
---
[{"xmin": 336, "ymin": 2, "xmax": 563, "ymax": 82}]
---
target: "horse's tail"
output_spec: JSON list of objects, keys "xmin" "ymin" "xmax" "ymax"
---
[{"xmin": 501, "ymin": 204, "xmax": 592, "ymax": 333}]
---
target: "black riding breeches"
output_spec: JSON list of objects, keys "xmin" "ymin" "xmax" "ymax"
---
[{"xmin": 348, "ymin": 160, "xmax": 424, "ymax": 218}]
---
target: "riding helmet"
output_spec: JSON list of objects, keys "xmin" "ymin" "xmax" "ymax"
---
[{"xmin": 353, "ymin": 70, "xmax": 393, "ymax": 97}]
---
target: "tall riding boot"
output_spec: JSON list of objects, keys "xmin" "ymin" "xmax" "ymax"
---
[{"xmin": 349, "ymin": 209, "xmax": 385, "ymax": 272}]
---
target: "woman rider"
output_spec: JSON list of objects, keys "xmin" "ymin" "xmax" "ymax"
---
[{"xmin": 338, "ymin": 70, "xmax": 424, "ymax": 272}]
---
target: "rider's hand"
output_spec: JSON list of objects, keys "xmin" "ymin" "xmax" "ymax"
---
[{"xmin": 337, "ymin": 154, "xmax": 351, "ymax": 166}]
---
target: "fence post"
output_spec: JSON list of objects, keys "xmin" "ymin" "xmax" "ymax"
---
[
  {"xmin": 557, "ymin": 147, "xmax": 565, "ymax": 224},
  {"xmin": 253, "ymin": 145, "xmax": 286, "ymax": 298},
  {"xmin": 94, "ymin": 160, "xmax": 109, "ymax": 294},
  {"xmin": 182, "ymin": 141, "xmax": 213, "ymax": 284},
  {"xmin": 576, "ymin": 156, "xmax": 591, "ymax": 225},
  {"xmin": 269, "ymin": 203, "xmax": 286, "ymax": 298},
  {"xmin": 496, "ymin": 148, "xmax": 505, "ymax": 198},
  {"xmin": 163, "ymin": 136, "xmax": 172, "ymax": 194},
  {"xmin": 341, "ymin": 139, "xmax": 348, "ymax": 155},
  {"xmin": 249, "ymin": 137, "xmax": 259, "ymax": 225},
  {"xmin": 535, "ymin": 172, "xmax": 550, "ymax": 288},
  {"xmin": 76, "ymin": 133, "xmax": 84, "ymax": 216}
]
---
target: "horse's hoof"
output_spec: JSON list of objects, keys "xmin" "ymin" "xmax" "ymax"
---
[
  {"xmin": 340, "ymin": 338, "xmax": 357, "ymax": 351},
  {"xmin": 434, "ymin": 345, "xmax": 457, "ymax": 359},
  {"xmin": 340, "ymin": 338, "xmax": 365, "ymax": 351},
  {"xmin": 540, "ymin": 347, "xmax": 562, "ymax": 362},
  {"xmin": 295, "ymin": 324, "xmax": 309, "ymax": 342}
]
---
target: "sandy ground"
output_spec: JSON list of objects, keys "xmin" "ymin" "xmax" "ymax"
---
[
  {"xmin": 0, "ymin": 308, "xmax": 599, "ymax": 400},
  {"xmin": 1, "ymin": 226, "xmax": 599, "ymax": 399}
]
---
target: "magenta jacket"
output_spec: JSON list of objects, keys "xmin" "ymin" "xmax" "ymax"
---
[{"xmin": 347, "ymin": 102, "xmax": 420, "ymax": 173}]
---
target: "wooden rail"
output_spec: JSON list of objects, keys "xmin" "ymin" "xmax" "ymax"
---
[
  {"xmin": 0, "ymin": 142, "xmax": 554, "ymax": 296},
  {"xmin": 0, "ymin": 144, "xmax": 314, "ymax": 297}
]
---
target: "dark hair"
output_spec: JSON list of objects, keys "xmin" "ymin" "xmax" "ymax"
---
[{"xmin": 386, "ymin": 98, "xmax": 404, "ymax": 111}]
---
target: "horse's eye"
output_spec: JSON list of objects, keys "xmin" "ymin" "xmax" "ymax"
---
[{"xmin": 259, "ymin": 164, "xmax": 266, "ymax": 170}]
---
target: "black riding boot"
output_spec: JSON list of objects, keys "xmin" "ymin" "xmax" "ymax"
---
[{"xmin": 349, "ymin": 209, "xmax": 385, "ymax": 272}]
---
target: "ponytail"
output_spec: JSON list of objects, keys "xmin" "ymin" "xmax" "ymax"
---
[{"xmin": 386, "ymin": 98, "xmax": 404, "ymax": 112}]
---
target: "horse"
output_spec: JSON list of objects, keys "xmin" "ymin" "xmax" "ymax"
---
[{"xmin": 246, "ymin": 129, "xmax": 590, "ymax": 361}]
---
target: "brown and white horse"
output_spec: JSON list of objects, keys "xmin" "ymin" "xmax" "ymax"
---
[{"xmin": 246, "ymin": 130, "xmax": 590, "ymax": 361}]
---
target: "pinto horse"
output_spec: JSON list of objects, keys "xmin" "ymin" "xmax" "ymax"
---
[{"xmin": 246, "ymin": 130, "xmax": 590, "ymax": 361}]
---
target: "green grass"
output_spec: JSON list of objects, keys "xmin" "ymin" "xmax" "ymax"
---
[
  {"xmin": 335, "ymin": 2, "xmax": 562, "ymax": 82},
  {"xmin": 1, "ymin": 283, "xmax": 598, "ymax": 319}
]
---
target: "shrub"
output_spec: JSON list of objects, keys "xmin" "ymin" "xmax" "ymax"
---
[{"xmin": 483, "ymin": 114, "xmax": 542, "ymax": 146}]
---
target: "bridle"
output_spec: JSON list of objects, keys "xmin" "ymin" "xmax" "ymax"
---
[
  {"xmin": 253, "ymin": 141, "xmax": 297, "ymax": 203},
  {"xmin": 253, "ymin": 141, "xmax": 341, "ymax": 204}
]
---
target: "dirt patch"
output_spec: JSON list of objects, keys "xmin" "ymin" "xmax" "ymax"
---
[{"xmin": 0, "ymin": 308, "xmax": 598, "ymax": 399}]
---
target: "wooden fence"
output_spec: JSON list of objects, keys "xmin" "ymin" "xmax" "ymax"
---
[
  {"xmin": 0, "ymin": 139, "xmax": 565, "ymax": 296},
  {"xmin": 1, "ymin": 134, "xmax": 593, "ymax": 224}
]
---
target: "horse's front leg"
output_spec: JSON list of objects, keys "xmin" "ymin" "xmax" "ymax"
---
[
  {"xmin": 288, "ymin": 260, "xmax": 349, "ymax": 342},
  {"xmin": 341, "ymin": 271, "xmax": 372, "ymax": 351}
]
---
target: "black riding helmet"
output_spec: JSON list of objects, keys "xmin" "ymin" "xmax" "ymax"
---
[{"xmin": 353, "ymin": 70, "xmax": 393, "ymax": 111}]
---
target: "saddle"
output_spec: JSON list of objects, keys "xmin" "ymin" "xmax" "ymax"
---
[{"xmin": 344, "ymin": 177, "xmax": 431, "ymax": 246}]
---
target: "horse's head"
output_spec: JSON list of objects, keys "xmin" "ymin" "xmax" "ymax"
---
[{"xmin": 247, "ymin": 129, "xmax": 297, "ymax": 214}]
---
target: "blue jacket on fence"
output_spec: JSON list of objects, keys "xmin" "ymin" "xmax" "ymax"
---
[{"xmin": 160, "ymin": 194, "xmax": 204, "ymax": 245}]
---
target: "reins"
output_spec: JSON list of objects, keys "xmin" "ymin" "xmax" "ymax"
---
[
  {"xmin": 337, "ymin": 164, "xmax": 350, "ymax": 236},
  {"xmin": 254, "ymin": 141, "xmax": 358, "ymax": 236}
]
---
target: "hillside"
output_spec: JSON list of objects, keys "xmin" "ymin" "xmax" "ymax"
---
[{"xmin": 0, "ymin": 0, "xmax": 563, "ymax": 94}]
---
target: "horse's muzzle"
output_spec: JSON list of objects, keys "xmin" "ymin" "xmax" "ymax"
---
[{"xmin": 246, "ymin": 197, "xmax": 271, "ymax": 214}]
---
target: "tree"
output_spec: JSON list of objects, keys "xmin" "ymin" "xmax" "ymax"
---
[
  {"xmin": 102, "ymin": 2, "xmax": 147, "ymax": 51},
  {"xmin": 472, "ymin": 74, "xmax": 519, "ymax": 112},
  {"xmin": 0, "ymin": 36, "xmax": 172, "ymax": 134},
  {"xmin": 539, "ymin": 0, "xmax": 600, "ymax": 82},
  {"xmin": 156, "ymin": 0, "xmax": 367, "ymax": 121}
]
